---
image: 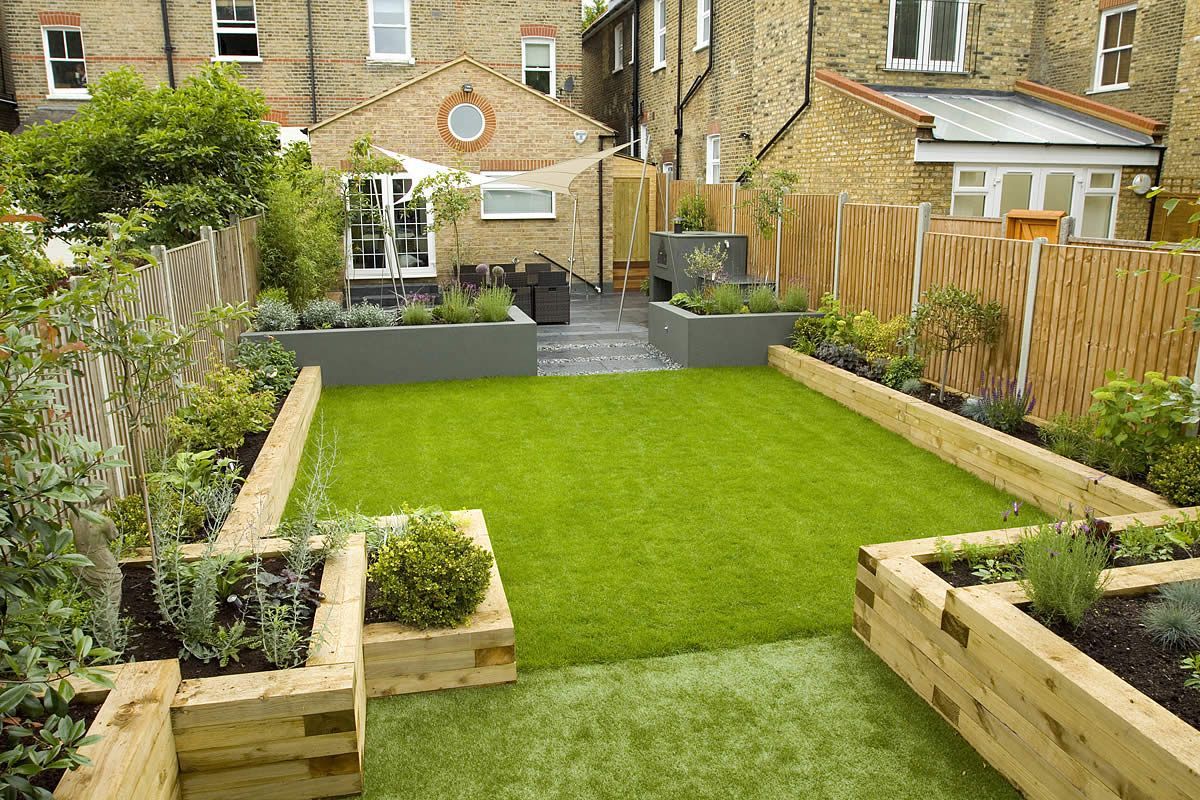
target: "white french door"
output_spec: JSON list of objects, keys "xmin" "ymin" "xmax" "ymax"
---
[
  {"xmin": 952, "ymin": 165, "xmax": 1120, "ymax": 238},
  {"xmin": 345, "ymin": 174, "xmax": 437, "ymax": 280}
]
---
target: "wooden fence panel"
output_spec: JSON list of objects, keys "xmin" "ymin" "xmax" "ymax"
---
[
  {"xmin": 919, "ymin": 234, "xmax": 1032, "ymax": 397},
  {"xmin": 778, "ymin": 194, "xmax": 838, "ymax": 301},
  {"xmin": 1026, "ymin": 244, "xmax": 1200, "ymax": 418},
  {"xmin": 733, "ymin": 189, "xmax": 777, "ymax": 281},
  {"xmin": 930, "ymin": 215, "xmax": 1003, "ymax": 238},
  {"xmin": 839, "ymin": 204, "xmax": 919, "ymax": 319}
]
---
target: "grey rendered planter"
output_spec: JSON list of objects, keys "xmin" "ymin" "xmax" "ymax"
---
[
  {"xmin": 648, "ymin": 301, "xmax": 818, "ymax": 368},
  {"xmin": 241, "ymin": 306, "xmax": 537, "ymax": 386}
]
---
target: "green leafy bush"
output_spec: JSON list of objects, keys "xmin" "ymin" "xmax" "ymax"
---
[
  {"xmin": 1019, "ymin": 525, "xmax": 1110, "ymax": 626},
  {"xmin": 708, "ymin": 283, "xmax": 745, "ymax": 315},
  {"xmin": 257, "ymin": 144, "xmax": 347, "ymax": 305},
  {"xmin": 299, "ymin": 298, "xmax": 342, "ymax": 330},
  {"xmin": 368, "ymin": 518, "xmax": 493, "ymax": 628},
  {"xmin": 669, "ymin": 291, "xmax": 706, "ymax": 314},
  {"xmin": 475, "ymin": 286, "xmax": 515, "ymax": 323},
  {"xmin": 257, "ymin": 287, "xmax": 289, "ymax": 304},
  {"xmin": 435, "ymin": 284, "xmax": 476, "ymax": 324},
  {"xmin": 790, "ymin": 316, "xmax": 825, "ymax": 354},
  {"xmin": 254, "ymin": 298, "xmax": 298, "ymax": 332},
  {"xmin": 0, "ymin": 65, "xmax": 277, "ymax": 245},
  {"xmin": 677, "ymin": 193, "xmax": 709, "ymax": 231},
  {"xmin": 344, "ymin": 301, "xmax": 392, "ymax": 328},
  {"xmin": 1149, "ymin": 440, "xmax": 1200, "ymax": 506},
  {"xmin": 779, "ymin": 285, "xmax": 809, "ymax": 312},
  {"xmin": 166, "ymin": 365, "xmax": 275, "ymax": 452},
  {"xmin": 109, "ymin": 495, "xmax": 150, "ymax": 554},
  {"xmin": 234, "ymin": 338, "xmax": 297, "ymax": 399},
  {"xmin": 1089, "ymin": 370, "xmax": 1198, "ymax": 475},
  {"xmin": 1038, "ymin": 413, "xmax": 1096, "ymax": 464},
  {"xmin": 399, "ymin": 301, "xmax": 433, "ymax": 326},
  {"xmin": 881, "ymin": 355, "xmax": 925, "ymax": 390},
  {"xmin": 746, "ymin": 285, "xmax": 779, "ymax": 314},
  {"xmin": 1115, "ymin": 521, "xmax": 1173, "ymax": 563}
]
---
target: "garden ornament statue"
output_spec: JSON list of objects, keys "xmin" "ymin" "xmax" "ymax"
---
[{"xmin": 68, "ymin": 485, "xmax": 123, "ymax": 610}]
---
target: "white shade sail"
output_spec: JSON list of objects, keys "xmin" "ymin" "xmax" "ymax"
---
[
  {"xmin": 479, "ymin": 140, "xmax": 636, "ymax": 195},
  {"xmin": 369, "ymin": 145, "xmax": 490, "ymax": 202}
]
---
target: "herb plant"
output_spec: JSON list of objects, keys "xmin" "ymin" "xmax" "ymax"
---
[
  {"xmin": 974, "ymin": 376, "xmax": 1035, "ymax": 433},
  {"xmin": 1182, "ymin": 655, "xmax": 1200, "ymax": 691},
  {"xmin": 475, "ymin": 286, "xmax": 515, "ymax": 323},
  {"xmin": 933, "ymin": 537, "xmax": 955, "ymax": 572},
  {"xmin": 747, "ymin": 285, "xmax": 780, "ymax": 314},
  {"xmin": 1019, "ymin": 524, "xmax": 1111, "ymax": 626},
  {"xmin": 400, "ymin": 300, "xmax": 433, "ymax": 326},
  {"xmin": 1115, "ymin": 522, "xmax": 1174, "ymax": 563},
  {"xmin": 435, "ymin": 284, "xmax": 476, "ymax": 324},
  {"xmin": 254, "ymin": 297, "xmax": 299, "ymax": 331},
  {"xmin": 780, "ymin": 285, "xmax": 809, "ymax": 312},
  {"xmin": 683, "ymin": 243, "xmax": 729, "ymax": 284},
  {"xmin": 708, "ymin": 283, "xmax": 745, "ymax": 315},
  {"xmin": 345, "ymin": 301, "xmax": 393, "ymax": 328},
  {"xmin": 299, "ymin": 298, "xmax": 342, "ymax": 330}
]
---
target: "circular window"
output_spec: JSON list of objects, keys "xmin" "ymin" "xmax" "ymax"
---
[{"xmin": 447, "ymin": 102, "xmax": 486, "ymax": 143}]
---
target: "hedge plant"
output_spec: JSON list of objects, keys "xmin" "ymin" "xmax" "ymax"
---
[{"xmin": 1149, "ymin": 440, "xmax": 1200, "ymax": 506}]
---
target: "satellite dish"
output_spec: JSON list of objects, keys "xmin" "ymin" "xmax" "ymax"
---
[{"xmin": 562, "ymin": 76, "xmax": 576, "ymax": 93}]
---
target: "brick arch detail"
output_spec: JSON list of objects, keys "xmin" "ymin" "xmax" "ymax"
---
[
  {"xmin": 520, "ymin": 24, "xmax": 558, "ymax": 38},
  {"xmin": 436, "ymin": 92, "xmax": 497, "ymax": 153},
  {"xmin": 38, "ymin": 11, "xmax": 82, "ymax": 27}
]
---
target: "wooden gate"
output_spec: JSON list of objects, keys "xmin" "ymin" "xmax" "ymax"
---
[{"xmin": 611, "ymin": 158, "xmax": 658, "ymax": 292}]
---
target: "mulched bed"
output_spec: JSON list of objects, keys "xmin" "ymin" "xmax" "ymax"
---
[
  {"xmin": 119, "ymin": 557, "xmax": 323, "ymax": 680},
  {"xmin": 928, "ymin": 546, "xmax": 1196, "ymax": 589},
  {"xmin": 363, "ymin": 578, "xmax": 391, "ymax": 625},
  {"xmin": 229, "ymin": 396, "xmax": 285, "ymax": 482},
  {"xmin": 33, "ymin": 702, "xmax": 103, "ymax": 793},
  {"xmin": 1037, "ymin": 594, "xmax": 1200, "ymax": 730}
]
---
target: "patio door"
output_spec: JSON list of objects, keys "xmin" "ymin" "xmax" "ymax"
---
[{"xmin": 346, "ymin": 174, "xmax": 437, "ymax": 280}]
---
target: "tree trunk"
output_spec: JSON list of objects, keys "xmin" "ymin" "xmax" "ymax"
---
[{"xmin": 939, "ymin": 349, "xmax": 951, "ymax": 403}]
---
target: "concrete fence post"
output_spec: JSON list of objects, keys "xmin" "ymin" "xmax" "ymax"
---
[
  {"xmin": 911, "ymin": 202, "xmax": 932, "ymax": 312},
  {"xmin": 1016, "ymin": 236, "xmax": 1048, "ymax": 389},
  {"xmin": 832, "ymin": 191, "xmax": 849, "ymax": 299},
  {"xmin": 729, "ymin": 183, "xmax": 737, "ymax": 232},
  {"xmin": 774, "ymin": 211, "xmax": 783, "ymax": 295}
]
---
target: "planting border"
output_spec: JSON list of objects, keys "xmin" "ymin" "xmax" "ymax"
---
[
  {"xmin": 217, "ymin": 365, "xmax": 322, "ymax": 549},
  {"xmin": 648, "ymin": 302, "xmax": 817, "ymax": 367},
  {"xmin": 362, "ymin": 509, "xmax": 516, "ymax": 698},
  {"xmin": 768, "ymin": 346, "xmax": 1171, "ymax": 516},
  {"xmin": 169, "ymin": 535, "xmax": 367, "ymax": 800},
  {"xmin": 55, "ymin": 661, "xmax": 182, "ymax": 800},
  {"xmin": 855, "ymin": 507, "xmax": 1200, "ymax": 800}
]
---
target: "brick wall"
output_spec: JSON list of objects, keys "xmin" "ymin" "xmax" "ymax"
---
[
  {"xmin": 0, "ymin": 11, "xmax": 17, "ymax": 131},
  {"xmin": 581, "ymin": 8, "xmax": 636, "ymax": 141},
  {"xmin": 1161, "ymin": 0, "xmax": 1200, "ymax": 193},
  {"xmin": 308, "ymin": 60, "xmax": 613, "ymax": 286},
  {"xmin": 1, "ymin": 0, "xmax": 584, "ymax": 128}
]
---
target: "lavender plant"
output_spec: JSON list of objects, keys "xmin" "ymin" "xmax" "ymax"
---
[{"xmin": 972, "ymin": 376, "xmax": 1035, "ymax": 433}]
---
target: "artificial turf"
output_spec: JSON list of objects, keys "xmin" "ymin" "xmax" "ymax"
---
[
  {"xmin": 299, "ymin": 366, "xmax": 1047, "ymax": 670},
  {"xmin": 360, "ymin": 633, "xmax": 1019, "ymax": 800}
]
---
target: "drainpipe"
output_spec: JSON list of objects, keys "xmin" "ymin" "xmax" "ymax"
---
[
  {"xmin": 679, "ymin": 0, "xmax": 714, "ymax": 168},
  {"xmin": 305, "ymin": 0, "xmax": 318, "ymax": 124},
  {"xmin": 1145, "ymin": 145, "xmax": 1167, "ymax": 242},
  {"xmin": 741, "ymin": 0, "xmax": 816, "ymax": 180},
  {"xmin": 159, "ymin": 0, "xmax": 176, "ymax": 88},
  {"xmin": 598, "ymin": 133, "xmax": 611, "ymax": 292},
  {"xmin": 631, "ymin": 1, "xmax": 641, "ymax": 153},
  {"xmin": 674, "ymin": 0, "xmax": 684, "ymax": 174}
]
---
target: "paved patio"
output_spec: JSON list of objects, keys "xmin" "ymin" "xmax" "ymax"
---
[{"xmin": 536, "ymin": 289, "xmax": 677, "ymax": 376}]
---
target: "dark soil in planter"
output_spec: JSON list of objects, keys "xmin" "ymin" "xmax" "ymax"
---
[
  {"xmin": 1036, "ymin": 594, "xmax": 1200, "ymax": 730},
  {"xmin": 363, "ymin": 578, "xmax": 389, "ymax": 625},
  {"xmin": 229, "ymin": 396, "xmax": 285, "ymax": 481},
  {"xmin": 119, "ymin": 557, "xmax": 323, "ymax": 679},
  {"xmin": 35, "ymin": 702, "xmax": 103, "ymax": 793},
  {"xmin": 927, "ymin": 546, "xmax": 1196, "ymax": 588}
]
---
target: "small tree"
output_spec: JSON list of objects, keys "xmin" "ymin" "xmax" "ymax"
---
[
  {"xmin": 913, "ymin": 285, "xmax": 1004, "ymax": 402},
  {"xmin": 737, "ymin": 158, "xmax": 797, "ymax": 241},
  {"xmin": 1149, "ymin": 192, "xmax": 1200, "ymax": 331},
  {"xmin": 414, "ymin": 168, "xmax": 477, "ymax": 282},
  {"xmin": 582, "ymin": 0, "xmax": 608, "ymax": 29}
]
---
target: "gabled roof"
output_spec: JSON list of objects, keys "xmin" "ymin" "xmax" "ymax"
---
[{"xmin": 309, "ymin": 55, "xmax": 614, "ymax": 133}]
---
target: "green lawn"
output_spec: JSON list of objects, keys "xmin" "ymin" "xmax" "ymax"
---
[
  {"xmin": 361, "ymin": 633, "xmax": 1017, "ymax": 800},
  {"xmin": 302, "ymin": 367, "xmax": 1045, "ymax": 669}
]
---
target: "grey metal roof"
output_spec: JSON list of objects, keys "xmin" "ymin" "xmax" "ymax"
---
[{"xmin": 874, "ymin": 88, "xmax": 1155, "ymax": 147}]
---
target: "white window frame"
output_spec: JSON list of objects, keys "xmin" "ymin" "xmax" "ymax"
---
[
  {"xmin": 950, "ymin": 164, "xmax": 1120, "ymax": 238},
  {"xmin": 638, "ymin": 123, "xmax": 650, "ymax": 159},
  {"xmin": 41, "ymin": 26, "xmax": 89, "ymax": 99},
  {"xmin": 368, "ymin": 0, "xmax": 413, "ymax": 63},
  {"xmin": 480, "ymin": 172, "xmax": 556, "ymax": 221},
  {"xmin": 1093, "ymin": 3, "xmax": 1136, "ymax": 92},
  {"xmin": 885, "ymin": 0, "xmax": 969, "ymax": 73},
  {"xmin": 344, "ymin": 173, "xmax": 437, "ymax": 280},
  {"xmin": 447, "ymin": 102, "xmax": 487, "ymax": 143},
  {"xmin": 653, "ymin": 0, "xmax": 667, "ymax": 71},
  {"xmin": 661, "ymin": 161, "xmax": 675, "ymax": 181},
  {"xmin": 695, "ymin": 0, "xmax": 711, "ymax": 50},
  {"xmin": 211, "ymin": 0, "xmax": 261, "ymax": 62},
  {"xmin": 613, "ymin": 21, "xmax": 624, "ymax": 73},
  {"xmin": 705, "ymin": 134, "xmax": 721, "ymax": 184},
  {"xmin": 521, "ymin": 36, "xmax": 556, "ymax": 98}
]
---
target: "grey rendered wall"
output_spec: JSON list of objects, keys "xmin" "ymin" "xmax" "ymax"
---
[
  {"xmin": 241, "ymin": 307, "xmax": 537, "ymax": 386},
  {"xmin": 648, "ymin": 302, "xmax": 817, "ymax": 367}
]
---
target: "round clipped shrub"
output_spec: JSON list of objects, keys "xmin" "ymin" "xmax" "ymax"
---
[
  {"xmin": 299, "ymin": 298, "xmax": 342, "ymax": 330},
  {"xmin": 255, "ymin": 298, "xmax": 299, "ymax": 332},
  {"xmin": 1148, "ymin": 440, "xmax": 1200, "ymax": 507},
  {"xmin": 368, "ymin": 524, "xmax": 493, "ymax": 628},
  {"xmin": 346, "ymin": 301, "xmax": 393, "ymax": 328}
]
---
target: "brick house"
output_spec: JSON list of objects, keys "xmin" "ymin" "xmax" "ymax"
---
[
  {"xmin": 581, "ymin": 0, "xmax": 1199, "ymax": 242},
  {"xmin": 307, "ymin": 56, "xmax": 616, "ymax": 289},
  {"xmin": 0, "ymin": 1, "xmax": 585, "ymax": 135}
]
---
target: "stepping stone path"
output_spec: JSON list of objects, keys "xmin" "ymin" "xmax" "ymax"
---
[{"xmin": 536, "ymin": 289, "xmax": 679, "ymax": 376}]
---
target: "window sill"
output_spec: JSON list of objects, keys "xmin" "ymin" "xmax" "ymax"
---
[
  {"xmin": 652, "ymin": 63, "xmax": 666, "ymax": 73},
  {"xmin": 212, "ymin": 55, "xmax": 263, "ymax": 63},
  {"xmin": 348, "ymin": 269, "xmax": 437, "ymax": 280},
  {"xmin": 1087, "ymin": 84, "xmax": 1129, "ymax": 95},
  {"xmin": 882, "ymin": 64, "xmax": 968, "ymax": 75},
  {"xmin": 480, "ymin": 214, "xmax": 557, "ymax": 221},
  {"xmin": 694, "ymin": 42, "xmax": 709, "ymax": 53},
  {"xmin": 367, "ymin": 55, "xmax": 415, "ymax": 65},
  {"xmin": 612, "ymin": 65, "xmax": 624, "ymax": 74},
  {"xmin": 46, "ymin": 91, "xmax": 90, "ymax": 101}
]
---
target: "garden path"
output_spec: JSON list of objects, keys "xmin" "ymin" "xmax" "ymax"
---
[{"xmin": 536, "ymin": 288, "xmax": 678, "ymax": 376}]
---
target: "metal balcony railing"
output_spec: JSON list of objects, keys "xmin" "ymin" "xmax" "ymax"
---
[{"xmin": 885, "ymin": 0, "xmax": 984, "ymax": 75}]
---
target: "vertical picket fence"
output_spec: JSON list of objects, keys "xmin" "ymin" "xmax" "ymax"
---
[{"xmin": 56, "ymin": 217, "xmax": 261, "ymax": 496}]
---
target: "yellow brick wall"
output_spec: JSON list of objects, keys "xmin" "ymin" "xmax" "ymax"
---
[
  {"xmin": 309, "ymin": 61, "xmax": 613, "ymax": 287},
  {"xmin": 2, "ymin": 0, "xmax": 584, "ymax": 127}
]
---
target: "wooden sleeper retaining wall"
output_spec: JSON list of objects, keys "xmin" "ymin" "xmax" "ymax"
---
[
  {"xmin": 856, "ymin": 508, "xmax": 1200, "ymax": 800},
  {"xmin": 768, "ymin": 346, "xmax": 1172, "ymax": 516}
]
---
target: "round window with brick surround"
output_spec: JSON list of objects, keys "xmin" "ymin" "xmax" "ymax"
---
[
  {"xmin": 447, "ymin": 103, "xmax": 486, "ymax": 142},
  {"xmin": 437, "ymin": 92, "xmax": 496, "ymax": 152}
]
